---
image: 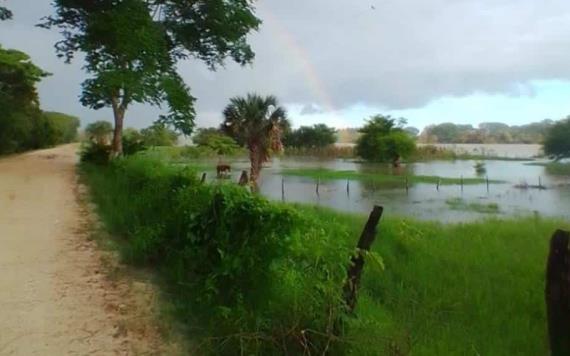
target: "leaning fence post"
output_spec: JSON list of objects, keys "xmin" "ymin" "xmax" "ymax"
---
[
  {"xmin": 546, "ymin": 229, "xmax": 570, "ymax": 356},
  {"xmin": 238, "ymin": 170, "xmax": 249, "ymax": 186},
  {"xmin": 200, "ymin": 172, "xmax": 207, "ymax": 184},
  {"xmin": 343, "ymin": 205, "xmax": 384, "ymax": 313}
]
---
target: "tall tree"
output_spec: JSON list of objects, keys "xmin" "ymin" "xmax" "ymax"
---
[
  {"xmin": 0, "ymin": 46, "xmax": 50, "ymax": 153},
  {"xmin": 544, "ymin": 117, "xmax": 570, "ymax": 160},
  {"xmin": 284, "ymin": 124, "xmax": 337, "ymax": 149},
  {"xmin": 41, "ymin": 0, "xmax": 261, "ymax": 156},
  {"xmin": 222, "ymin": 94, "xmax": 288, "ymax": 187},
  {"xmin": 356, "ymin": 115, "xmax": 416, "ymax": 166}
]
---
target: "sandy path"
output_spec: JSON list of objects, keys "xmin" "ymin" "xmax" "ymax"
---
[{"xmin": 0, "ymin": 145, "xmax": 165, "ymax": 355}]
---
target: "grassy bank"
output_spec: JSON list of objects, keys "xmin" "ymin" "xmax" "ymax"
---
[
  {"xmin": 281, "ymin": 167, "xmax": 502, "ymax": 186},
  {"xmin": 82, "ymin": 155, "xmax": 566, "ymax": 354},
  {"xmin": 526, "ymin": 161, "xmax": 570, "ymax": 176}
]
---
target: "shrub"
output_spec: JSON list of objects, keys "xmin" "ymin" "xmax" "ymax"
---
[
  {"xmin": 356, "ymin": 115, "xmax": 416, "ymax": 163},
  {"xmin": 544, "ymin": 117, "xmax": 570, "ymax": 160},
  {"xmin": 82, "ymin": 156, "xmax": 353, "ymax": 354},
  {"xmin": 79, "ymin": 142, "xmax": 112, "ymax": 164}
]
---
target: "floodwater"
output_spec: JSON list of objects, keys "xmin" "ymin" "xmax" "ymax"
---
[{"xmin": 200, "ymin": 145, "xmax": 570, "ymax": 222}]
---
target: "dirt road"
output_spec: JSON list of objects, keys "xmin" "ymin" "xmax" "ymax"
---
[{"xmin": 0, "ymin": 145, "xmax": 164, "ymax": 355}]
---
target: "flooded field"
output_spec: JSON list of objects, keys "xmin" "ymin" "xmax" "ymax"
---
[{"xmin": 192, "ymin": 144, "xmax": 570, "ymax": 222}]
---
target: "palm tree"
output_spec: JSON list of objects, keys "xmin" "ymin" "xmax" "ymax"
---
[{"xmin": 222, "ymin": 94, "xmax": 289, "ymax": 188}]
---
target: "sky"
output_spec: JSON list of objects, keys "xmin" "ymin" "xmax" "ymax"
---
[{"xmin": 3, "ymin": 0, "xmax": 570, "ymax": 131}]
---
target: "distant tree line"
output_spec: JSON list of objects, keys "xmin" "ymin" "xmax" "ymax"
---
[
  {"xmin": 419, "ymin": 120, "xmax": 554, "ymax": 144},
  {"xmin": 0, "ymin": 45, "xmax": 79, "ymax": 154}
]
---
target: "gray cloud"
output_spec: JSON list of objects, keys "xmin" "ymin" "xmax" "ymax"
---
[
  {"xmin": 3, "ymin": 0, "xmax": 570, "ymax": 128},
  {"xmin": 300, "ymin": 104, "xmax": 324, "ymax": 115}
]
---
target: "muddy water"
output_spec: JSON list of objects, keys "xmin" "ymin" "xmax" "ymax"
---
[{"xmin": 197, "ymin": 146, "xmax": 570, "ymax": 222}]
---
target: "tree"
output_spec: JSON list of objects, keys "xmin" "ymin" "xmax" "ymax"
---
[
  {"xmin": 192, "ymin": 128, "xmax": 240, "ymax": 156},
  {"xmin": 356, "ymin": 115, "xmax": 416, "ymax": 165},
  {"xmin": 544, "ymin": 118, "xmax": 570, "ymax": 160},
  {"xmin": 0, "ymin": 46, "xmax": 50, "ymax": 153},
  {"xmin": 42, "ymin": 0, "xmax": 261, "ymax": 156},
  {"xmin": 284, "ymin": 124, "xmax": 337, "ymax": 148},
  {"xmin": 222, "ymin": 94, "xmax": 289, "ymax": 187},
  {"xmin": 85, "ymin": 121, "xmax": 113, "ymax": 145},
  {"xmin": 141, "ymin": 123, "xmax": 178, "ymax": 147}
]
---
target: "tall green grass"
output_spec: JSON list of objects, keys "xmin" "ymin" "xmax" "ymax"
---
[{"xmin": 82, "ymin": 155, "xmax": 567, "ymax": 355}]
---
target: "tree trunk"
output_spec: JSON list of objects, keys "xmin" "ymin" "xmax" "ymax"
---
[
  {"xmin": 249, "ymin": 144, "xmax": 262, "ymax": 191},
  {"xmin": 110, "ymin": 96, "xmax": 125, "ymax": 157}
]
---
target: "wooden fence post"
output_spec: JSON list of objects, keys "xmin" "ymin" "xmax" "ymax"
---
[
  {"xmin": 238, "ymin": 170, "xmax": 249, "ymax": 186},
  {"xmin": 346, "ymin": 179, "xmax": 350, "ymax": 197},
  {"xmin": 316, "ymin": 178, "xmax": 320, "ymax": 197},
  {"xmin": 405, "ymin": 176, "xmax": 409, "ymax": 194},
  {"xmin": 200, "ymin": 172, "xmax": 207, "ymax": 184},
  {"xmin": 486, "ymin": 176, "xmax": 490, "ymax": 193},
  {"xmin": 343, "ymin": 205, "xmax": 384, "ymax": 313},
  {"xmin": 460, "ymin": 175, "xmax": 464, "ymax": 192},
  {"xmin": 436, "ymin": 178, "xmax": 440, "ymax": 191},
  {"xmin": 546, "ymin": 229, "xmax": 570, "ymax": 356},
  {"xmin": 281, "ymin": 178, "xmax": 285, "ymax": 202}
]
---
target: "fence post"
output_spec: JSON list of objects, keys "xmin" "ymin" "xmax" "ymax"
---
[
  {"xmin": 281, "ymin": 177, "xmax": 285, "ymax": 202},
  {"xmin": 546, "ymin": 229, "xmax": 570, "ymax": 356},
  {"xmin": 436, "ymin": 178, "xmax": 440, "ymax": 191},
  {"xmin": 347, "ymin": 179, "xmax": 350, "ymax": 197},
  {"xmin": 486, "ymin": 176, "xmax": 490, "ymax": 193},
  {"xmin": 200, "ymin": 172, "xmax": 207, "ymax": 184},
  {"xmin": 405, "ymin": 176, "xmax": 409, "ymax": 194},
  {"xmin": 460, "ymin": 175, "xmax": 464, "ymax": 192},
  {"xmin": 343, "ymin": 205, "xmax": 384, "ymax": 313},
  {"xmin": 238, "ymin": 170, "xmax": 249, "ymax": 186},
  {"xmin": 316, "ymin": 178, "xmax": 320, "ymax": 197}
]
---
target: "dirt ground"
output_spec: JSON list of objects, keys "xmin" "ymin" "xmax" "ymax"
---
[{"xmin": 0, "ymin": 145, "xmax": 176, "ymax": 355}]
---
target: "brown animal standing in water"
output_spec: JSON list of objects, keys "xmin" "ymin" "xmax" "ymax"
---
[{"xmin": 216, "ymin": 164, "xmax": 231, "ymax": 178}]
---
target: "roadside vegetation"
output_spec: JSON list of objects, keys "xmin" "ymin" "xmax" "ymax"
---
[
  {"xmin": 81, "ymin": 153, "xmax": 567, "ymax": 354},
  {"xmin": 0, "ymin": 46, "xmax": 79, "ymax": 154},
  {"xmin": 445, "ymin": 198, "xmax": 500, "ymax": 214}
]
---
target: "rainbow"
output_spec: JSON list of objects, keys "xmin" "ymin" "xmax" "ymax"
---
[{"xmin": 259, "ymin": 5, "xmax": 337, "ymax": 114}]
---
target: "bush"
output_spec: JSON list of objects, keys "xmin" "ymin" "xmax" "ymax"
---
[
  {"xmin": 544, "ymin": 117, "xmax": 570, "ymax": 160},
  {"xmin": 79, "ymin": 142, "xmax": 112, "ymax": 165},
  {"xmin": 82, "ymin": 156, "xmax": 352, "ymax": 354},
  {"xmin": 356, "ymin": 115, "xmax": 416, "ymax": 163}
]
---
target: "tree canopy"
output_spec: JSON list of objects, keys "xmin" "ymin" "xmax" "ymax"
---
[
  {"xmin": 284, "ymin": 124, "xmax": 337, "ymax": 149},
  {"xmin": 0, "ymin": 1, "xmax": 11, "ymax": 20},
  {"xmin": 41, "ymin": 0, "xmax": 261, "ymax": 155},
  {"xmin": 141, "ymin": 123, "xmax": 178, "ymax": 147},
  {"xmin": 222, "ymin": 94, "xmax": 289, "ymax": 185},
  {"xmin": 356, "ymin": 115, "xmax": 416, "ymax": 164},
  {"xmin": 544, "ymin": 118, "xmax": 570, "ymax": 160},
  {"xmin": 193, "ymin": 128, "xmax": 240, "ymax": 155}
]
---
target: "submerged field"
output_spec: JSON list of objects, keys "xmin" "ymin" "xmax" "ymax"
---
[{"xmin": 81, "ymin": 155, "xmax": 568, "ymax": 355}]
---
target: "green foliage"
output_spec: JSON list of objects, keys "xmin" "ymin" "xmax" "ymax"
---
[
  {"xmin": 122, "ymin": 127, "xmax": 146, "ymax": 155},
  {"xmin": 222, "ymin": 94, "xmax": 290, "ymax": 183},
  {"xmin": 0, "ymin": 46, "xmax": 76, "ymax": 154},
  {"xmin": 85, "ymin": 121, "xmax": 113, "ymax": 145},
  {"xmin": 284, "ymin": 124, "xmax": 337, "ymax": 149},
  {"xmin": 79, "ymin": 142, "xmax": 112, "ymax": 165},
  {"xmin": 0, "ymin": 2, "xmax": 11, "ymax": 21},
  {"xmin": 42, "ymin": 0, "xmax": 261, "ymax": 154},
  {"xmin": 356, "ymin": 115, "xmax": 416, "ymax": 162},
  {"xmin": 284, "ymin": 145, "xmax": 355, "ymax": 159},
  {"xmin": 140, "ymin": 123, "xmax": 178, "ymax": 147},
  {"xmin": 192, "ymin": 128, "xmax": 240, "ymax": 155},
  {"xmin": 82, "ymin": 156, "xmax": 351, "ymax": 354},
  {"xmin": 445, "ymin": 198, "xmax": 500, "ymax": 214},
  {"xmin": 420, "ymin": 120, "xmax": 554, "ymax": 144},
  {"xmin": 544, "ymin": 117, "xmax": 570, "ymax": 160}
]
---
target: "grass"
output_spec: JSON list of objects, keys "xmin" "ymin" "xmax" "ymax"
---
[
  {"xmin": 297, "ymin": 205, "xmax": 567, "ymax": 355},
  {"xmin": 81, "ymin": 155, "xmax": 568, "ymax": 354},
  {"xmin": 526, "ymin": 161, "xmax": 570, "ymax": 176},
  {"xmin": 445, "ymin": 197, "xmax": 500, "ymax": 214},
  {"xmin": 411, "ymin": 145, "xmax": 536, "ymax": 162},
  {"xmin": 281, "ymin": 167, "xmax": 503, "ymax": 186}
]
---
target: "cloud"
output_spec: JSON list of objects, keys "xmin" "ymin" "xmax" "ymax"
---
[
  {"xmin": 300, "ymin": 104, "xmax": 324, "ymax": 115},
  {"xmin": 4, "ymin": 0, "xmax": 570, "ymax": 128}
]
